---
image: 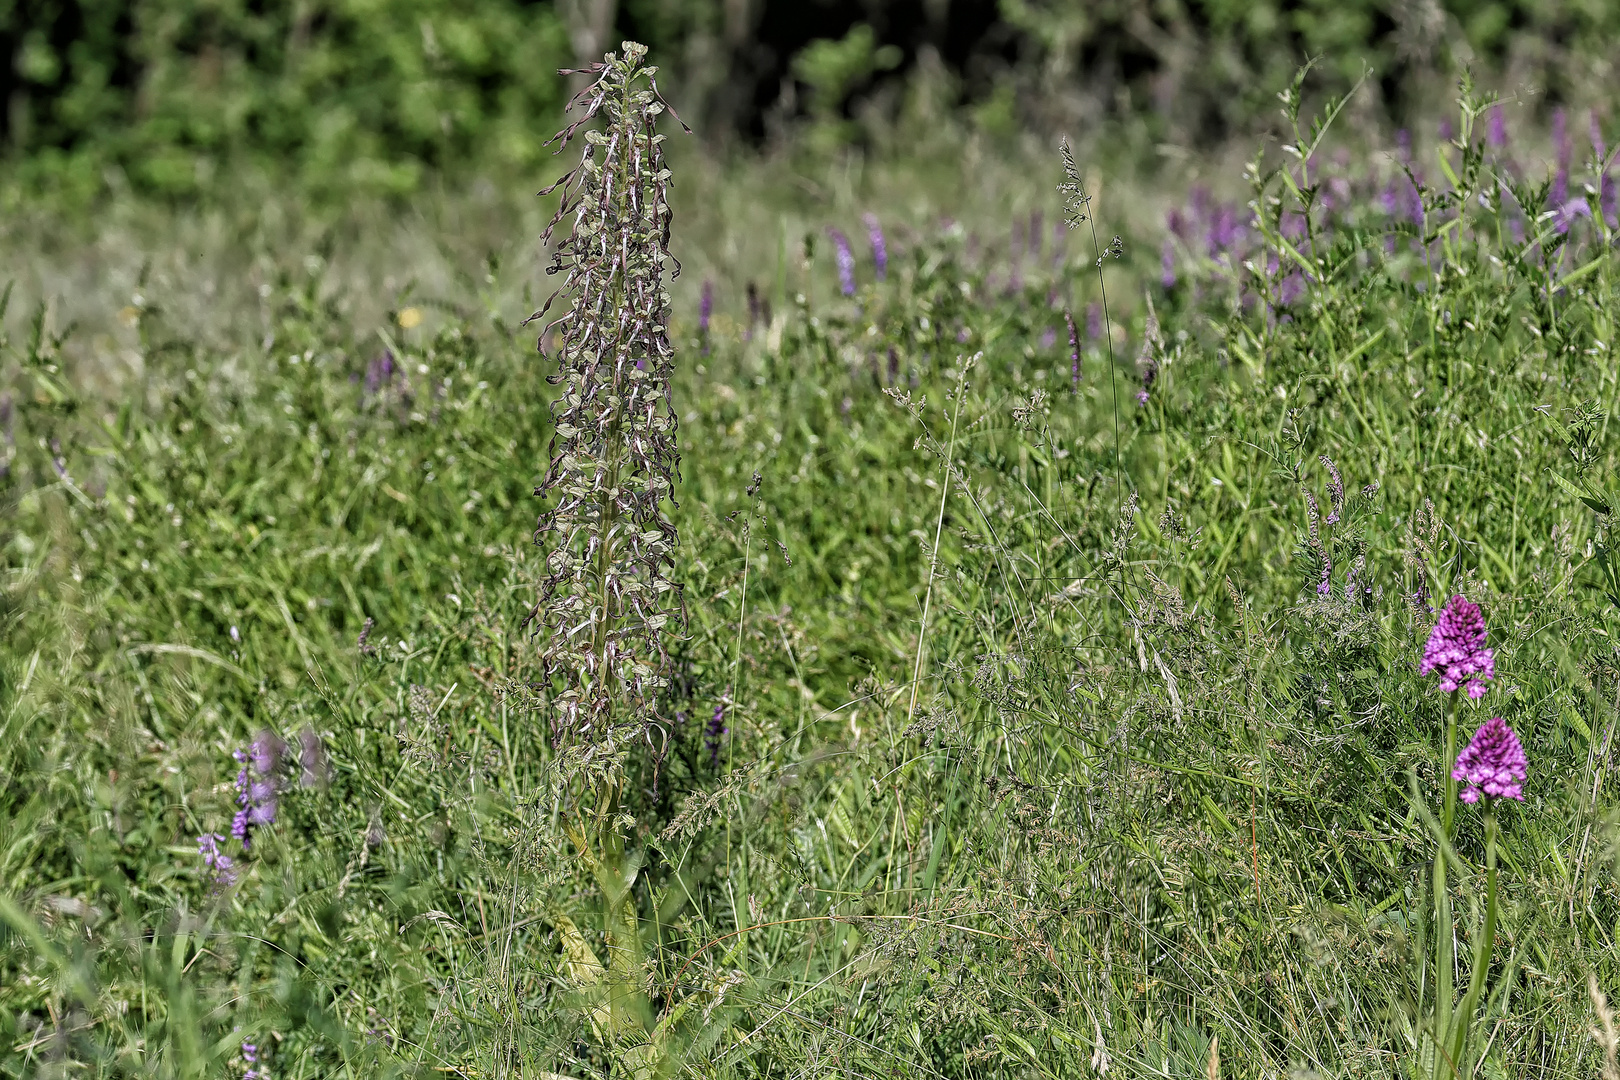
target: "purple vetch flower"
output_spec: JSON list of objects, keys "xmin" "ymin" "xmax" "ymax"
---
[
  {"xmin": 1421, "ymin": 594, "xmax": 1495, "ymax": 698},
  {"xmin": 705, "ymin": 700, "xmax": 728, "ymax": 766},
  {"xmin": 242, "ymin": 1040, "xmax": 264, "ymax": 1080},
  {"xmin": 863, "ymin": 213, "xmax": 888, "ymax": 280},
  {"xmin": 827, "ymin": 228, "xmax": 856, "ymax": 296},
  {"xmin": 1065, "ymin": 310, "xmax": 1081, "ymax": 390},
  {"xmin": 1039, "ymin": 326, "xmax": 1056, "ymax": 349},
  {"xmin": 196, "ymin": 833, "xmax": 236, "ymax": 889},
  {"xmin": 1321, "ymin": 456, "xmax": 1344, "ymax": 524},
  {"xmin": 1453, "ymin": 716, "xmax": 1527, "ymax": 804},
  {"xmin": 1135, "ymin": 360, "xmax": 1157, "ymax": 406},
  {"xmin": 1207, "ymin": 206, "xmax": 1240, "ymax": 256},
  {"xmin": 365, "ymin": 350, "xmax": 396, "ymax": 396},
  {"xmin": 232, "ymin": 732, "xmax": 282, "ymax": 850},
  {"xmin": 1487, "ymin": 105, "xmax": 1507, "ymax": 149},
  {"xmin": 249, "ymin": 730, "xmax": 283, "ymax": 775},
  {"xmin": 1159, "ymin": 240, "xmax": 1177, "ymax": 289}
]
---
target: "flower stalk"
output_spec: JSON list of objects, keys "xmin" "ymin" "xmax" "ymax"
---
[{"xmin": 528, "ymin": 41, "xmax": 687, "ymax": 778}]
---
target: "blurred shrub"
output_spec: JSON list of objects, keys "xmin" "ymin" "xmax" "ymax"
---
[
  {"xmin": 3, "ymin": 0, "xmax": 1619, "ymax": 202},
  {"xmin": 0, "ymin": 0, "xmax": 572, "ymax": 198},
  {"xmin": 1001, "ymin": 0, "xmax": 1620, "ymax": 138}
]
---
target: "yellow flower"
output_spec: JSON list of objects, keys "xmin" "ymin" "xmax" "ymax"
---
[{"xmin": 397, "ymin": 306, "xmax": 423, "ymax": 329}]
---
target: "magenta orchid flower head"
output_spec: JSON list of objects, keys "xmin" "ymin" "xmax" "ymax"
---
[
  {"xmin": 1453, "ymin": 716, "xmax": 1527, "ymax": 804},
  {"xmin": 1420, "ymin": 594, "xmax": 1495, "ymax": 698}
]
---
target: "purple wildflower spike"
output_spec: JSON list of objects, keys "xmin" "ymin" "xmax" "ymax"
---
[
  {"xmin": 863, "ymin": 213, "xmax": 888, "ymax": 281},
  {"xmin": 232, "ymin": 735, "xmax": 281, "ymax": 850},
  {"xmin": 1086, "ymin": 302, "xmax": 1103, "ymax": 341},
  {"xmin": 1160, "ymin": 240, "xmax": 1176, "ymax": 289},
  {"xmin": 1421, "ymin": 594, "xmax": 1495, "ymax": 698},
  {"xmin": 827, "ymin": 228, "xmax": 856, "ymax": 296},
  {"xmin": 250, "ymin": 730, "xmax": 283, "ymax": 775},
  {"xmin": 1321, "ymin": 456, "xmax": 1344, "ymax": 524},
  {"xmin": 1453, "ymin": 716, "xmax": 1527, "ymax": 804},
  {"xmin": 1064, "ymin": 310, "xmax": 1081, "ymax": 390},
  {"xmin": 197, "ymin": 833, "xmax": 236, "ymax": 889},
  {"xmin": 699, "ymin": 280, "xmax": 713, "ymax": 334},
  {"xmin": 1039, "ymin": 326, "xmax": 1056, "ymax": 349}
]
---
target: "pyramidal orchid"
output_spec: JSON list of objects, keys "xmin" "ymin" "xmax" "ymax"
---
[
  {"xmin": 1453, "ymin": 716, "xmax": 1527, "ymax": 804},
  {"xmin": 1421, "ymin": 594, "xmax": 1495, "ymax": 698}
]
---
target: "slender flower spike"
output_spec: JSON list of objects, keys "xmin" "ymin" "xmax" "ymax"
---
[
  {"xmin": 527, "ymin": 42, "xmax": 689, "ymax": 745},
  {"xmin": 1453, "ymin": 716, "xmax": 1527, "ymax": 803},
  {"xmin": 828, "ymin": 228, "xmax": 856, "ymax": 296},
  {"xmin": 863, "ymin": 213, "xmax": 888, "ymax": 280},
  {"xmin": 1321, "ymin": 456, "xmax": 1344, "ymax": 525},
  {"xmin": 196, "ymin": 833, "xmax": 236, "ymax": 889},
  {"xmin": 1421, "ymin": 594, "xmax": 1495, "ymax": 698}
]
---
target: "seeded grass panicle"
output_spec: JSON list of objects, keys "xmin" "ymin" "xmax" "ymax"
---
[{"xmin": 528, "ymin": 40, "xmax": 688, "ymax": 753}]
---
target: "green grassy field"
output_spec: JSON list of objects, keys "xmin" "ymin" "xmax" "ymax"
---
[{"xmin": 5, "ymin": 80, "xmax": 1620, "ymax": 1079}]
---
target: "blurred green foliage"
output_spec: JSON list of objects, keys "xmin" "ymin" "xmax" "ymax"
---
[
  {"xmin": 2, "ymin": 0, "xmax": 1619, "ymax": 204},
  {"xmin": 1, "ymin": 0, "xmax": 573, "ymax": 199}
]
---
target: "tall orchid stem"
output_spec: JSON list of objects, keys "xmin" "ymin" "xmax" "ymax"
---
[
  {"xmin": 1432, "ymin": 692, "xmax": 1460, "ymax": 1080},
  {"xmin": 1451, "ymin": 806, "xmax": 1500, "ymax": 1074}
]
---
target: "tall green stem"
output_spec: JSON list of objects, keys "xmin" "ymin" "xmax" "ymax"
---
[
  {"xmin": 1451, "ymin": 807, "xmax": 1500, "ymax": 1074},
  {"xmin": 1432, "ymin": 692, "xmax": 1459, "ymax": 1080}
]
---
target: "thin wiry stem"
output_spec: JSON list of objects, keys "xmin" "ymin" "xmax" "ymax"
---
[
  {"xmin": 907, "ymin": 359, "xmax": 972, "ymax": 725},
  {"xmin": 1059, "ymin": 137, "xmax": 1125, "ymax": 511}
]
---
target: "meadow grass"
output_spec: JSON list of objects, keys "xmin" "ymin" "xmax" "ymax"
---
[{"xmin": 4, "ymin": 79, "xmax": 1620, "ymax": 1079}]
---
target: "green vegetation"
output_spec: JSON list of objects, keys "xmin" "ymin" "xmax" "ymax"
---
[{"xmin": 5, "ymin": 41, "xmax": 1620, "ymax": 1080}]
